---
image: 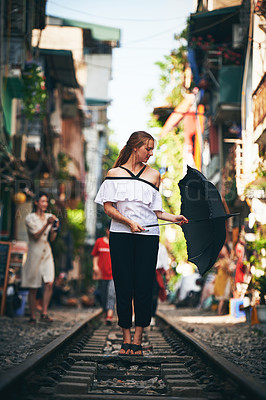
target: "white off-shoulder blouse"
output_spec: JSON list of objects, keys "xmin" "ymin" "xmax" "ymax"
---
[{"xmin": 95, "ymin": 175, "xmax": 164, "ymax": 236}]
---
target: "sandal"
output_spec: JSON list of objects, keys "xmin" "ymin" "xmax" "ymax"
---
[
  {"xmin": 105, "ymin": 317, "xmax": 113, "ymax": 326},
  {"xmin": 119, "ymin": 343, "xmax": 131, "ymax": 355},
  {"xmin": 40, "ymin": 314, "xmax": 53, "ymax": 323},
  {"xmin": 28, "ymin": 318, "xmax": 36, "ymax": 325},
  {"xmin": 131, "ymin": 344, "xmax": 143, "ymax": 356}
]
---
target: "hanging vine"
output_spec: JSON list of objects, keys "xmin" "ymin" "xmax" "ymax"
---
[{"xmin": 21, "ymin": 61, "xmax": 47, "ymax": 120}]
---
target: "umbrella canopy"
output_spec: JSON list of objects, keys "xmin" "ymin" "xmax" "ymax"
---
[{"xmin": 178, "ymin": 166, "xmax": 237, "ymax": 276}]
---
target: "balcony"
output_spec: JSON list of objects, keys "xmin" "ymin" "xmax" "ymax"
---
[
  {"xmin": 220, "ymin": 66, "xmax": 244, "ymax": 103},
  {"xmin": 253, "ymin": 74, "xmax": 266, "ymax": 130},
  {"xmin": 213, "ymin": 66, "xmax": 243, "ymax": 123}
]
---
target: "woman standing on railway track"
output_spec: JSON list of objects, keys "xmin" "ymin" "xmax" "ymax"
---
[{"xmin": 95, "ymin": 131, "xmax": 188, "ymax": 355}]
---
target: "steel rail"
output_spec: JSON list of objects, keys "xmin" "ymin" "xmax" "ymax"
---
[{"xmin": 157, "ymin": 310, "xmax": 266, "ymax": 400}]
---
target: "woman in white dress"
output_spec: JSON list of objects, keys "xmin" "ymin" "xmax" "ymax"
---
[
  {"xmin": 21, "ymin": 192, "xmax": 59, "ymax": 324},
  {"xmin": 95, "ymin": 131, "xmax": 188, "ymax": 355}
]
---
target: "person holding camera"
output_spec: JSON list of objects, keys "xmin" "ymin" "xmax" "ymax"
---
[{"xmin": 21, "ymin": 192, "xmax": 59, "ymax": 324}]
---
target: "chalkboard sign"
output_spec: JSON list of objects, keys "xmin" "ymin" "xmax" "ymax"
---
[{"xmin": 0, "ymin": 241, "xmax": 11, "ymax": 316}]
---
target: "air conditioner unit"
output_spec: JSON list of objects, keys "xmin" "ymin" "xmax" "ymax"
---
[
  {"xmin": 26, "ymin": 136, "xmax": 41, "ymax": 152},
  {"xmin": 12, "ymin": 134, "xmax": 26, "ymax": 161},
  {"xmin": 232, "ymin": 24, "xmax": 244, "ymax": 49}
]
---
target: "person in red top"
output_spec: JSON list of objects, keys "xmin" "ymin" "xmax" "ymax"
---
[{"xmin": 91, "ymin": 226, "xmax": 115, "ymax": 325}]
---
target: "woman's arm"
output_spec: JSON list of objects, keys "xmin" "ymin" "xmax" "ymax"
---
[
  {"xmin": 31, "ymin": 216, "xmax": 53, "ymax": 240},
  {"xmin": 30, "ymin": 216, "xmax": 57, "ymax": 241},
  {"xmin": 49, "ymin": 229, "xmax": 57, "ymax": 242},
  {"xmin": 154, "ymin": 210, "xmax": 188, "ymax": 225},
  {"xmin": 104, "ymin": 202, "xmax": 145, "ymax": 233},
  {"xmin": 92, "ymin": 255, "xmax": 102, "ymax": 280}
]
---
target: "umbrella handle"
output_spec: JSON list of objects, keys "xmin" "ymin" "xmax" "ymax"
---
[
  {"xmin": 143, "ymin": 213, "xmax": 239, "ymax": 228},
  {"xmin": 143, "ymin": 222, "xmax": 183, "ymax": 228}
]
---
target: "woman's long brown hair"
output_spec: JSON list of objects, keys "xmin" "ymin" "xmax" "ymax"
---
[{"xmin": 113, "ymin": 131, "xmax": 155, "ymax": 168}]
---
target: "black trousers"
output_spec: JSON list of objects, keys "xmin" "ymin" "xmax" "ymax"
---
[
  {"xmin": 151, "ymin": 275, "xmax": 159, "ymax": 317},
  {"xmin": 109, "ymin": 232, "xmax": 159, "ymax": 329}
]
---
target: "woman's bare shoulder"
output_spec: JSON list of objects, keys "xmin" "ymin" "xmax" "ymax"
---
[
  {"xmin": 106, "ymin": 167, "xmax": 121, "ymax": 177},
  {"xmin": 148, "ymin": 166, "xmax": 160, "ymax": 178},
  {"xmin": 145, "ymin": 166, "xmax": 161, "ymax": 187}
]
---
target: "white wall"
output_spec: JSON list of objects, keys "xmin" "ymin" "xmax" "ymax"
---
[
  {"xmin": 84, "ymin": 54, "xmax": 112, "ymax": 101},
  {"xmin": 209, "ymin": 0, "xmax": 242, "ymax": 10},
  {"xmin": 252, "ymin": 14, "xmax": 266, "ymax": 92},
  {"xmin": 84, "ymin": 127, "xmax": 100, "ymax": 244}
]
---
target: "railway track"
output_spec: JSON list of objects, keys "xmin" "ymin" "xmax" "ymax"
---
[{"xmin": 0, "ymin": 309, "xmax": 265, "ymax": 400}]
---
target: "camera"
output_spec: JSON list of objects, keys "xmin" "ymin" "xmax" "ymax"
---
[{"xmin": 53, "ymin": 219, "xmax": 59, "ymax": 231}]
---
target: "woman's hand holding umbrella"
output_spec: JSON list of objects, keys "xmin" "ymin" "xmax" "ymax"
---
[
  {"xmin": 129, "ymin": 220, "xmax": 146, "ymax": 233},
  {"xmin": 169, "ymin": 214, "xmax": 189, "ymax": 226},
  {"xmin": 146, "ymin": 211, "xmax": 188, "ymax": 227}
]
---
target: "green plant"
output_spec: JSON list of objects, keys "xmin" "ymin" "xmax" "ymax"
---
[
  {"xmin": 152, "ymin": 132, "xmax": 188, "ymax": 265},
  {"xmin": 190, "ymin": 35, "xmax": 243, "ymax": 66},
  {"xmin": 247, "ymin": 227, "xmax": 266, "ymax": 304},
  {"xmin": 57, "ymin": 152, "xmax": 72, "ymax": 180},
  {"xmin": 67, "ymin": 206, "xmax": 86, "ymax": 254},
  {"xmin": 21, "ymin": 61, "xmax": 47, "ymax": 120},
  {"xmin": 102, "ymin": 139, "xmax": 119, "ymax": 175}
]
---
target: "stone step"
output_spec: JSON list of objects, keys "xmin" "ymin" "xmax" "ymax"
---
[{"xmin": 56, "ymin": 382, "xmax": 88, "ymax": 394}]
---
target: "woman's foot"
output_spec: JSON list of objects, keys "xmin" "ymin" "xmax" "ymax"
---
[
  {"xmin": 131, "ymin": 343, "xmax": 143, "ymax": 356},
  {"xmin": 119, "ymin": 343, "xmax": 131, "ymax": 355},
  {"xmin": 131, "ymin": 326, "xmax": 143, "ymax": 355},
  {"xmin": 28, "ymin": 317, "xmax": 36, "ymax": 325},
  {"xmin": 40, "ymin": 314, "xmax": 53, "ymax": 323}
]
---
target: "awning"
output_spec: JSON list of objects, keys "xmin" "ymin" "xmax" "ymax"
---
[
  {"xmin": 189, "ymin": 6, "xmax": 241, "ymax": 41},
  {"xmin": 40, "ymin": 49, "xmax": 79, "ymax": 88},
  {"xmin": 214, "ymin": 104, "xmax": 241, "ymax": 123},
  {"xmin": 2, "ymin": 78, "xmax": 23, "ymax": 136},
  {"xmin": 47, "ymin": 16, "xmax": 121, "ymax": 44},
  {"xmin": 3, "ymin": 77, "xmax": 22, "ymax": 98},
  {"xmin": 192, "ymin": 5, "xmax": 240, "ymax": 19}
]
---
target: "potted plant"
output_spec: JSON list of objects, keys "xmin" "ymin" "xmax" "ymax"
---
[
  {"xmin": 21, "ymin": 61, "xmax": 47, "ymax": 120},
  {"xmin": 247, "ymin": 229, "xmax": 266, "ymax": 323}
]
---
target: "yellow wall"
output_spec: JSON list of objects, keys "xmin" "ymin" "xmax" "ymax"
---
[{"xmin": 32, "ymin": 26, "xmax": 87, "ymax": 87}]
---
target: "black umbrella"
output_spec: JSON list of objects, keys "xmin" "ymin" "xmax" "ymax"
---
[
  {"xmin": 177, "ymin": 166, "xmax": 238, "ymax": 275},
  {"xmin": 144, "ymin": 166, "xmax": 238, "ymax": 275}
]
